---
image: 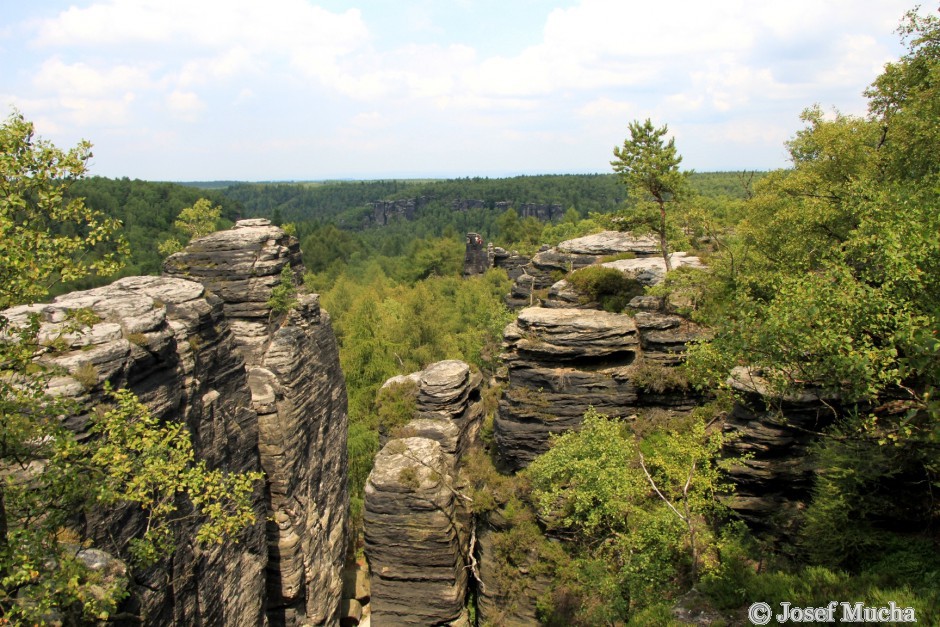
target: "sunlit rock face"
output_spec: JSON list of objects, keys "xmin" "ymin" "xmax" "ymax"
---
[
  {"xmin": 494, "ymin": 306, "xmax": 704, "ymax": 471},
  {"xmin": 3, "ymin": 275, "xmax": 268, "ymax": 625},
  {"xmin": 2, "ymin": 220, "xmax": 350, "ymax": 626},
  {"xmin": 364, "ymin": 360, "xmax": 483, "ymax": 626},
  {"xmin": 165, "ymin": 220, "xmax": 349, "ymax": 626}
]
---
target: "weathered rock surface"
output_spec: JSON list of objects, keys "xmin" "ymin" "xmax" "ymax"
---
[
  {"xmin": 463, "ymin": 232, "xmax": 488, "ymax": 276},
  {"xmin": 722, "ymin": 368, "xmax": 840, "ymax": 536},
  {"xmin": 163, "ymin": 219, "xmax": 304, "ymax": 364},
  {"xmin": 166, "ymin": 220, "xmax": 349, "ymax": 626},
  {"xmin": 3, "ymin": 219, "xmax": 349, "ymax": 626},
  {"xmin": 496, "ymin": 307, "xmax": 703, "ymax": 470},
  {"xmin": 602, "ymin": 251, "xmax": 705, "ymax": 286},
  {"xmin": 3, "ymin": 275, "xmax": 268, "ymax": 625},
  {"xmin": 556, "ymin": 231, "xmax": 660, "ymax": 256},
  {"xmin": 364, "ymin": 438, "xmax": 470, "ymax": 626},
  {"xmin": 365, "ymin": 361, "xmax": 483, "ymax": 623},
  {"xmin": 500, "ymin": 231, "xmax": 700, "ymax": 308}
]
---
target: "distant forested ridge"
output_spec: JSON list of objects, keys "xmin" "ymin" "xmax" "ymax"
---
[
  {"xmin": 217, "ymin": 172, "xmax": 759, "ymax": 229},
  {"xmin": 63, "ymin": 172, "xmax": 760, "ymax": 295},
  {"xmin": 60, "ymin": 177, "xmax": 242, "ymax": 293}
]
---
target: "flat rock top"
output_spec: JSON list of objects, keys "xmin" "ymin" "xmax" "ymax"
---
[
  {"xmin": 183, "ymin": 224, "xmax": 287, "ymax": 251},
  {"xmin": 112, "ymin": 276, "xmax": 206, "ymax": 305},
  {"xmin": 516, "ymin": 306, "xmax": 638, "ymax": 333},
  {"xmin": 557, "ymin": 231, "xmax": 659, "ymax": 256},
  {"xmin": 420, "ymin": 360, "xmax": 470, "ymax": 392},
  {"xmin": 369, "ymin": 437, "xmax": 446, "ymax": 492},
  {"xmin": 603, "ymin": 252, "xmax": 704, "ymax": 273}
]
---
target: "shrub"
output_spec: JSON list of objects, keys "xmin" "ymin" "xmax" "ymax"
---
[{"xmin": 565, "ymin": 265, "xmax": 644, "ymax": 312}]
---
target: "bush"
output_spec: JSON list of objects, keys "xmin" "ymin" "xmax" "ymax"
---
[{"xmin": 565, "ymin": 265, "xmax": 644, "ymax": 312}]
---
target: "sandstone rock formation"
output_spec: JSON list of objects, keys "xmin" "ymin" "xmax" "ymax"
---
[
  {"xmin": 499, "ymin": 231, "xmax": 698, "ymax": 308},
  {"xmin": 364, "ymin": 437, "xmax": 471, "ymax": 626},
  {"xmin": 516, "ymin": 202, "xmax": 564, "ymax": 222},
  {"xmin": 495, "ymin": 306, "xmax": 703, "ymax": 471},
  {"xmin": 463, "ymin": 232, "xmax": 488, "ymax": 277},
  {"xmin": 166, "ymin": 219, "xmax": 349, "ymax": 626},
  {"xmin": 2, "ymin": 219, "xmax": 349, "ymax": 626},
  {"xmin": 369, "ymin": 198, "xmax": 427, "ymax": 226},
  {"xmin": 3, "ymin": 275, "xmax": 268, "ymax": 625},
  {"xmin": 364, "ymin": 361, "xmax": 483, "ymax": 625},
  {"xmin": 722, "ymin": 368, "xmax": 840, "ymax": 536}
]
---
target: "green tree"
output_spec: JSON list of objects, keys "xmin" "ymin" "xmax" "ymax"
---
[
  {"xmin": 0, "ymin": 111, "xmax": 128, "ymax": 309},
  {"xmin": 0, "ymin": 114, "xmax": 262, "ymax": 622},
  {"xmin": 684, "ymin": 8, "xmax": 940, "ymax": 596},
  {"xmin": 158, "ymin": 197, "xmax": 222, "ymax": 256},
  {"xmin": 525, "ymin": 409, "xmax": 729, "ymax": 618},
  {"xmin": 611, "ymin": 119, "xmax": 690, "ymax": 271}
]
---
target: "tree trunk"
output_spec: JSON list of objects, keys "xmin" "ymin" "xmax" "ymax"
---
[{"xmin": 658, "ymin": 199, "xmax": 672, "ymax": 271}]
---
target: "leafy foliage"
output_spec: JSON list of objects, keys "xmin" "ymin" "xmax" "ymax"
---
[
  {"xmin": 0, "ymin": 111, "xmax": 128, "ymax": 308},
  {"xmin": 564, "ymin": 265, "xmax": 644, "ymax": 312},
  {"xmin": 267, "ymin": 265, "xmax": 299, "ymax": 314},
  {"xmin": 524, "ymin": 409, "xmax": 729, "ymax": 619},
  {"xmin": 611, "ymin": 119, "xmax": 691, "ymax": 270},
  {"xmin": 0, "ymin": 114, "xmax": 262, "ymax": 621},
  {"xmin": 157, "ymin": 197, "xmax": 223, "ymax": 256}
]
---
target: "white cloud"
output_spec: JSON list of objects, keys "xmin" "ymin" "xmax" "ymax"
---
[
  {"xmin": 33, "ymin": 58, "xmax": 153, "ymax": 97},
  {"xmin": 10, "ymin": 0, "xmax": 923, "ymax": 179},
  {"xmin": 165, "ymin": 90, "xmax": 205, "ymax": 121}
]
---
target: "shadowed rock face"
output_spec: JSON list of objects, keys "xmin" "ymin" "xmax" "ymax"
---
[
  {"xmin": 721, "ymin": 368, "xmax": 841, "ymax": 536},
  {"xmin": 495, "ymin": 307, "xmax": 704, "ymax": 471},
  {"xmin": 165, "ymin": 220, "xmax": 349, "ymax": 627},
  {"xmin": 365, "ymin": 361, "xmax": 483, "ymax": 625},
  {"xmin": 3, "ymin": 220, "xmax": 349, "ymax": 626}
]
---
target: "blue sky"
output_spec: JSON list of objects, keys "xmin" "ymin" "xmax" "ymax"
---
[{"xmin": 0, "ymin": 0, "xmax": 925, "ymax": 181}]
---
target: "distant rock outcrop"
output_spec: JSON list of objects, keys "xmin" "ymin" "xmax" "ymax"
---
[
  {"xmin": 369, "ymin": 198, "xmax": 427, "ymax": 226},
  {"xmin": 463, "ymin": 232, "xmax": 488, "ymax": 277}
]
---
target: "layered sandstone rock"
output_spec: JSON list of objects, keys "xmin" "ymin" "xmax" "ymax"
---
[
  {"xmin": 364, "ymin": 438, "xmax": 470, "ymax": 626},
  {"xmin": 165, "ymin": 220, "xmax": 349, "ymax": 626},
  {"xmin": 2, "ymin": 219, "xmax": 349, "ymax": 626},
  {"xmin": 364, "ymin": 361, "xmax": 483, "ymax": 625},
  {"xmin": 502, "ymin": 231, "xmax": 700, "ymax": 308},
  {"xmin": 4, "ymin": 275, "xmax": 268, "ymax": 625},
  {"xmin": 495, "ymin": 307, "xmax": 703, "ymax": 470},
  {"xmin": 722, "ymin": 368, "xmax": 840, "ymax": 535}
]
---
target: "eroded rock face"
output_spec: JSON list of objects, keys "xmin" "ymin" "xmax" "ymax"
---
[
  {"xmin": 3, "ymin": 220, "xmax": 350, "ymax": 626},
  {"xmin": 722, "ymin": 368, "xmax": 840, "ymax": 536},
  {"xmin": 495, "ymin": 307, "xmax": 703, "ymax": 471},
  {"xmin": 3, "ymin": 276, "xmax": 268, "ymax": 625},
  {"xmin": 365, "ymin": 361, "xmax": 483, "ymax": 625},
  {"xmin": 601, "ymin": 251, "xmax": 705, "ymax": 287},
  {"xmin": 163, "ymin": 219, "xmax": 304, "ymax": 364},
  {"xmin": 364, "ymin": 438, "xmax": 470, "ymax": 626},
  {"xmin": 166, "ymin": 220, "xmax": 349, "ymax": 626},
  {"xmin": 556, "ymin": 231, "xmax": 660, "ymax": 256}
]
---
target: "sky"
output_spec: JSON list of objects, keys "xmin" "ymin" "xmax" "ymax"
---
[{"xmin": 0, "ymin": 0, "xmax": 928, "ymax": 181}]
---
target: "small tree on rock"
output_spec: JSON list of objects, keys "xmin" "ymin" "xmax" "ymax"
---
[{"xmin": 611, "ymin": 119, "xmax": 690, "ymax": 271}]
